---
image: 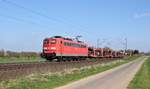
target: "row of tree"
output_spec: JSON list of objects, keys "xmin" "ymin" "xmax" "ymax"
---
[
  {"xmin": 0, "ymin": 50, "xmax": 40, "ymax": 58},
  {"xmin": 125, "ymin": 49, "xmax": 139, "ymax": 56}
]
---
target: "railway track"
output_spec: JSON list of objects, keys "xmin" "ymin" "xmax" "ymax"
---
[{"xmin": 0, "ymin": 58, "xmax": 121, "ymax": 81}]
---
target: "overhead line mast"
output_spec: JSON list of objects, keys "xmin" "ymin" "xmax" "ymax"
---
[{"xmin": 125, "ymin": 38, "xmax": 128, "ymax": 51}]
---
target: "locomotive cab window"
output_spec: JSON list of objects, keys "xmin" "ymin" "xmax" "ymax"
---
[
  {"xmin": 44, "ymin": 39, "xmax": 49, "ymax": 44},
  {"xmin": 50, "ymin": 39, "xmax": 56, "ymax": 44}
]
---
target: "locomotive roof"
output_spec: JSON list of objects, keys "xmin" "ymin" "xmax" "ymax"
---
[
  {"xmin": 51, "ymin": 36, "xmax": 84, "ymax": 43},
  {"xmin": 51, "ymin": 36, "xmax": 63, "ymax": 38}
]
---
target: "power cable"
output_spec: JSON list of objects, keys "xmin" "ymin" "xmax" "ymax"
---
[
  {"xmin": 2, "ymin": 0, "xmax": 99, "ymax": 37},
  {"xmin": 0, "ymin": 15, "xmax": 39, "ymax": 25}
]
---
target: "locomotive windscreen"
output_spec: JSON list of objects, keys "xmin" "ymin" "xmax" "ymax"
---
[
  {"xmin": 44, "ymin": 39, "xmax": 56, "ymax": 44},
  {"xmin": 44, "ymin": 39, "xmax": 49, "ymax": 44}
]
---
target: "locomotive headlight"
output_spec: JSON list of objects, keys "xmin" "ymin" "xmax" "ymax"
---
[{"xmin": 51, "ymin": 47, "xmax": 56, "ymax": 50}]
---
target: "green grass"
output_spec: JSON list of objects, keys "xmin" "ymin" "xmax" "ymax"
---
[
  {"xmin": 0, "ymin": 57, "xmax": 45, "ymax": 63},
  {"xmin": 0, "ymin": 56, "xmax": 140, "ymax": 89},
  {"xmin": 128, "ymin": 57, "xmax": 150, "ymax": 89}
]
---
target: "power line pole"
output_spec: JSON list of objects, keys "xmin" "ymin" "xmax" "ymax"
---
[
  {"xmin": 97, "ymin": 38, "xmax": 107, "ymax": 48},
  {"xmin": 125, "ymin": 38, "xmax": 128, "ymax": 52},
  {"xmin": 97, "ymin": 39, "xmax": 100, "ymax": 48}
]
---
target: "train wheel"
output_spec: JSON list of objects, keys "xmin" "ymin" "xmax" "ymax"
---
[
  {"xmin": 46, "ymin": 58, "xmax": 53, "ymax": 62},
  {"xmin": 57, "ymin": 57, "xmax": 63, "ymax": 62}
]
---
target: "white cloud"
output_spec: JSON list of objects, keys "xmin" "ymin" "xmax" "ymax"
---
[{"xmin": 133, "ymin": 13, "xmax": 150, "ymax": 19}]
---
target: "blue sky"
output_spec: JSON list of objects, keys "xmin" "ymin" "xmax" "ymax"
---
[{"xmin": 0, "ymin": 0, "xmax": 150, "ymax": 52}]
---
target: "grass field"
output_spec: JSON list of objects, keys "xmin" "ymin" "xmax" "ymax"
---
[
  {"xmin": 128, "ymin": 56, "xmax": 150, "ymax": 89},
  {"xmin": 0, "ymin": 56, "xmax": 140, "ymax": 89},
  {"xmin": 0, "ymin": 57, "xmax": 45, "ymax": 63}
]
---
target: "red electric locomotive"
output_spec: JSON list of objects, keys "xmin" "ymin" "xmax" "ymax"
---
[{"xmin": 42, "ymin": 36, "xmax": 88, "ymax": 61}]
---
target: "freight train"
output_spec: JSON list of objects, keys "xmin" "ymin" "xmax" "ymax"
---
[{"xmin": 42, "ymin": 36, "xmax": 125, "ymax": 61}]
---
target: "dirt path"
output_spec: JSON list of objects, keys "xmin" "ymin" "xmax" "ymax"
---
[{"xmin": 55, "ymin": 56, "xmax": 147, "ymax": 89}]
